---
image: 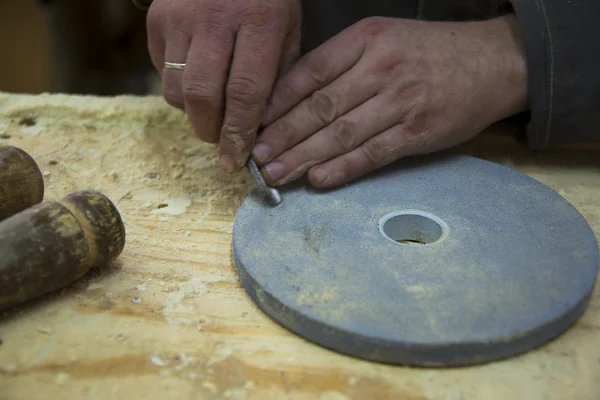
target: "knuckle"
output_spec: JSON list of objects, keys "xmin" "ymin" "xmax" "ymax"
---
[
  {"xmin": 390, "ymin": 81, "xmax": 425, "ymax": 103},
  {"xmin": 183, "ymin": 81, "xmax": 219, "ymax": 105},
  {"xmin": 238, "ymin": 2, "xmax": 285, "ymax": 29},
  {"xmin": 193, "ymin": 5, "xmax": 237, "ymax": 40},
  {"xmin": 401, "ymin": 114, "xmax": 420, "ymax": 138},
  {"xmin": 361, "ymin": 139, "xmax": 387, "ymax": 168},
  {"xmin": 201, "ymin": 18, "xmax": 235, "ymax": 42},
  {"xmin": 222, "ymin": 117, "xmax": 256, "ymax": 153},
  {"xmin": 202, "ymin": 2, "xmax": 236, "ymax": 24},
  {"xmin": 357, "ymin": 16, "xmax": 387, "ymax": 39},
  {"xmin": 264, "ymin": 80, "xmax": 302, "ymax": 123},
  {"xmin": 258, "ymin": 119, "xmax": 297, "ymax": 157},
  {"xmin": 224, "ymin": 123, "xmax": 255, "ymax": 140},
  {"xmin": 308, "ymin": 90, "xmax": 337, "ymax": 124},
  {"xmin": 404, "ymin": 123, "xmax": 432, "ymax": 149},
  {"xmin": 239, "ymin": 5, "xmax": 270, "ymax": 25},
  {"xmin": 280, "ymin": 81, "xmax": 301, "ymax": 101},
  {"xmin": 223, "ymin": 127, "xmax": 254, "ymax": 154},
  {"xmin": 329, "ymin": 120, "xmax": 357, "ymax": 152},
  {"xmin": 370, "ymin": 56, "xmax": 403, "ymax": 78},
  {"xmin": 303, "ymin": 51, "xmax": 333, "ymax": 86},
  {"xmin": 226, "ymin": 76, "xmax": 263, "ymax": 106},
  {"xmin": 271, "ymin": 119, "xmax": 296, "ymax": 145}
]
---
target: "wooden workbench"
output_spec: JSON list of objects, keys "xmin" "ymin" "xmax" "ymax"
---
[{"xmin": 0, "ymin": 92, "xmax": 598, "ymax": 400}]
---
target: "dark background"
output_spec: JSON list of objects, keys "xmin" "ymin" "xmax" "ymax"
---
[{"xmin": 0, "ymin": 0, "xmax": 159, "ymax": 96}]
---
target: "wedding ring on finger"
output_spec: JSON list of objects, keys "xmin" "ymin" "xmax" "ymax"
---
[{"xmin": 165, "ymin": 62, "xmax": 186, "ymax": 71}]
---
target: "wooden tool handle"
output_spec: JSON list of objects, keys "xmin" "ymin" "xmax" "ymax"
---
[
  {"xmin": 0, "ymin": 190, "xmax": 125, "ymax": 311},
  {"xmin": 0, "ymin": 145, "xmax": 45, "ymax": 221}
]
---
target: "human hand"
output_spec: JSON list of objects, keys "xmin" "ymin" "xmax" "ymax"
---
[
  {"xmin": 253, "ymin": 14, "xmax": 528, "ymax": 188},
  {"xmin": 146, "ymin": 0, "xmax": 301, "ymax": 172}
]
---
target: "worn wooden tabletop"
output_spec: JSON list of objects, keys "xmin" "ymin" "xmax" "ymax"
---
[{"xmin": 0, "ymin": 92, "xmax": 599, "ymax": 400}]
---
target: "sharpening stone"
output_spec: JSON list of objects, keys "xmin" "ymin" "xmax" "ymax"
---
[{"xmin": 232, "ymin": 152, "xmax": 599, "ymax": 367}]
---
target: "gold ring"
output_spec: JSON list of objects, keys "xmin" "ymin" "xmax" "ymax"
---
[{"xmin": 165, "ymin": 62, "xmax": 186, "ymax": 70}]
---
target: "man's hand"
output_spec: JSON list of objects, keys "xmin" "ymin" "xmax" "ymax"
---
[
  {"xmin": 147, "ymin": 0, "xmax": 301, "ymax": 172},
  {"xmin": 253, "ymin": 14, "xmax": 528, "ymax": 188}
]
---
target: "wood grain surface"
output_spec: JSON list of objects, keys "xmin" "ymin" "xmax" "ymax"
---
[{"xmin": 0, "ymin": 92, "xmax": 599, "ymax": 400}]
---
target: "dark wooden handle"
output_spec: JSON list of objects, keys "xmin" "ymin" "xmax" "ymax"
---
[
  {"xmin": 0, "ymin": 190, "xmax": 125, "ymax": 311},
  {"xmin": 0, "ymin": 145, "xmax": 44, "ymax": 221}
]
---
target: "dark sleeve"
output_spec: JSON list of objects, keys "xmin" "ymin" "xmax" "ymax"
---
[
  {"xmin": 299, "ymin": 1, "xmax": 417, "ymax": 54},
  {"xmin": 37, "ymin": 0, "xmax": 151, "ymax": 7},
  {"xmin": 509, "ymin": 0, "xmax": 600, "ymax": 148}
]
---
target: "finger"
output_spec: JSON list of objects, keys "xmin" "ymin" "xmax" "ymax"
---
[
  {"xmin": 161, "ymin": 31, "xmax": 190, "ymax": 110},
  {"xmin": 218, "ymin": 20, "xmax": 285, "ymax": 172},
  {"xmin": 261, "ymin": 26, "xmax": 365, "ymax": 127},
  {"xmin": 182, "ymin": 19, "xmax": 236, "ymax": 144},
  {"xmin": 307, "ymin": 124, "xmax": 434, "ymax": 188},
  {"xmin": 276, "ymin": 26, "xmax": 301, "ymax": 78},
  {"xmin": 252, "ymin": 58, "xmax": 379, "ymax": 166},
  {"xmin": 146, "ymin": 3, "xmax": 166, "ymax": 72},
  {"xmin": 259, "ymin": 94, "xmax": 397, "ymax": 186}
]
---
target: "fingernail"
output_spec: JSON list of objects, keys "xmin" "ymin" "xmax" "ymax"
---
[
  {"xmin": 311, "ymin": 169, "xmax": 343, "ymax": 187},
  {"xmin": 220, "ymin": 155, "xmax": 236, "ymax": 173},
  {"xmin": 263, "ymin": 161, "xmax": 285, "ymax": 182},
  {"xmin": 252, "ymin": 143, "xmax": 271, "ymax": 164}
]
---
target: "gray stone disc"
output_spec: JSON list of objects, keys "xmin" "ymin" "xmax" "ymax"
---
[{"xmin": 232, "ymin": 153, "xmax": 599, "ymax": 367}]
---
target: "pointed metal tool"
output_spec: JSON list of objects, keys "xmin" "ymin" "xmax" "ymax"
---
[{"xmin": 246, "ymin": 158, "xmax": 282, "ymax": 206}]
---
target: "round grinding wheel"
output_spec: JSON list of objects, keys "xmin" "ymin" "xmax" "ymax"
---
[{"xmin": 232, "ymin": 153, "xmax": 599, "ymax": 367}]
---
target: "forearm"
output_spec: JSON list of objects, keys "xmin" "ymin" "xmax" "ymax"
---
[
  {"xmin": 509, "ymin": 0, "xmax": 600, "ymax": 148},
  {"xmin": 475, "ymin": 13, "xmax": 529, "ymax": 122}
]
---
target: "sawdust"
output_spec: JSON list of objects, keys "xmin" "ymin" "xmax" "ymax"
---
[
  {"xmin": 163, "ymin": 276, "xmax": 208, "ymax": 325},
  {"xmin": 151, "ymin": 197, "xmax": 192, "ymax": 216},
  {"xmin": 0, "ymin": 93, "xmax": 252, "ymax": 221},
  {"xmin": 149, "ymin": 355, "xmax": 169, "ymax": 367},
  {"xmin": 0, "ymin": 92, "xmax": 599, "ymax": 400},
  {"xmin": 320, "ymin": 391, "xmax": 350, "ymax": 400},
  {"xmin": 296, "ymin": 287, "xmax": 339, "ymax": 307},
  {"xmin": 55, "ymin": 372, "xmax": 71, "ymax": 385},
  {"xmin": 135, "ymin": 284, "xmax": 147, "ymax": 292}
]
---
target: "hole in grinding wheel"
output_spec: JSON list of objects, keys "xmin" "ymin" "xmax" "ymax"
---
[{"xmin": 379, "ymin": 211, "xmax": 448, "ymax": 245}]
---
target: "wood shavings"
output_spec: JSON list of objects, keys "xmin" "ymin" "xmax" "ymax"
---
[
  {"xmin": 320, "ymin": 392, "xmax": 350, "ymax": 400},
  {"xmin": 55, "ymin": 372, "xmax": 70, "ymax": 384},
  {"xmin": 36, "ymin": 326, "xmax": 53, "ymax": 335},
  {"xmin": 135, "ymin": 284, "xmax": 147, "ymax": 292},
  {"xmin": 150, "ymin": 355, "xmax": 169, "ymax": 367},
  {"xmin": 163, "ymin": 277, "xmax": 208, "ymax": 325},
  {"xmin": 0, "ymin": 92, "xmax": 597, "ymax": 400},
  {"xmin": 151, "ymin": 197, "xmax": 192, "ymax": 216},
  {"xmin": 223, "ymin": 389, "xmax": 247, "ymax": 399},
  {"xmin": 1, "ymin": 364, "xmax": 16, "ymax": 373}
]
